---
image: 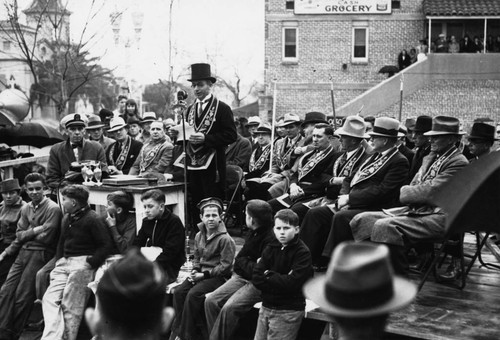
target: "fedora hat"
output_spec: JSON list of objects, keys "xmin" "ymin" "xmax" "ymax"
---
[
  {"xmin": 368, "ymin": 117, "xmax": 400, "ymax": 138},
  {"xmin": 405, "ymin": 117, "xmax": 416, "ymax": 131},
  {"xmin": 254, "ymin": 123, "xmax": 272, "ymax": 135},
  {"xmin": 424, "ymin": 116, "xmax": 465, "ymax": 136},
  {"xmin": 141, "ymin": 112, "xmax": 157, "ymax": 124},
  {"xmin": 85, "ymin": 115, "xmax": 106, "ymax": 130},
  {"xmin": 468, "ymin": 122, "xmax": 497, "ymax": 141},
  {"xmin": 304, "ymin": 241, "xmax": 417, "ymax": 318},
  {"xmin": 412, "ymin": 115, "xmax": 432, "ymax": 133},
  {"xmin": 335, "ymin": 115, "xmax": 369, "ymax": 139},
  {"xmin": 108, "ymin": 117, "xmax": 128, "ymax": 132},
  {"xmin": 278, "ymin": 113, "xmax": 301, "ymax": 127},
  {"xmin": 163, "ymin": 118, "xmax": 175, "ymax": 128},
  {"xmin": 398, "ymin": 124, "xmax": 408, "ymax": 138},
  {"xmin": 246, "ymin": 116, "xmax": 261, "ymax": 127},
  {"xmin": 188, "ymin": 63, "xmax": 217, "ymax": 84},
  {"xmin": 127, "ymin": 116, "xmax": 142, "ymax": 126},
  {"xmin": 64, "ymin": 113, "xmax": 87, "ymax": 129},
  {"xmin": 0, "ymin": 178, "xmax": 21, "ymax": 193},
  {"xmin": 302, "ymin": 111, "xmax": 328, "ymax": 127}
]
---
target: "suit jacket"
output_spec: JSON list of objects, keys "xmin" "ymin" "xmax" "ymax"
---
[
  {"xmin": 342, "ymin": 149, "xmax": 409, "ymax": 210},
  {"xmin": 129, "ymin": 139, "xmax": 173, "ymax": 182},
  {"xmin": 226, "ymin": 134, "xmax": 252, "ymax": 172},
  {"xmin": 105, "ymin": 137, "xmax": 143, "ymax": 175},
  {"xmin": 398, "ymin": 144, "xmax": 414, "ymax": 166},
  {"xmin": 409, "ymin": 143, "xmax": 431, "ymax": 181},
  {"xmin": 47, "ymin": 139, "xmax": 108, "ymax": 189},
  {"xmin": 326, "ymin": 147, "xmax": 369, "ymax": 199},
  {"xmin": 245, "ymin": 144, "xmax": 271, "ymax": 180}
]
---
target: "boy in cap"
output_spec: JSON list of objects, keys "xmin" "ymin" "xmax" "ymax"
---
[
  {"xmin": 85, "ymin": 248, "xmax": 175, "ymax": 340},
  {"xmin": 304, "ymin": 241, "xmax": 417, "ymax": 340},
  {"xmin": 252, "ymin": 209, "xmax": 313, "ymax": 340},
  {"xmin": 171, "ymin": 197, "xmax": 236, "ymax": 340},
  {"xmin": 0, "ymin": 178, "xmax": 27, "ymax": 287}
]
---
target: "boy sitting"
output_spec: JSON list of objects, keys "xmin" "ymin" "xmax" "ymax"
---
[
  {"xmin": 252, "ymin": 209, "xmax": 313, "ymax": 340},
  {"xmin": 104, "ymin": 191, "xmax": 136, "ymax": 254},
  {"xmin": 171, "ymin": 197, "xmax": 236, "ymax": 340},
  {"xmin": 133, "ymin": 189, "xmax": 185, "ymax": 283}
]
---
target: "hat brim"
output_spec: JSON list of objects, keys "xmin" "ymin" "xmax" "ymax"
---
[
  {"xmin": 302, "ymin": 119, "xmax": 328, "ymax": 127},
  {"xmin": 423, "ymin": 131, "xmax": 466, "ymax": 136},
  {"xmin": 140, "ymin": 119, "xmax": 156, "ymax": 124},
  {"xmin": 85, "ymin": 124, "xmax": 106, "ymax": 130},
  {"xmin": 245, "ymin": 122, "xmax": 260, "ymax": 127},
  {"xmin": 188, "ymin": 77, "xmax": 217, "ymax": 84},
  {"xmin": 108, "ymin": 124, "xmax": 128, "ymax": 132},
  {"xmin": 303, "ymin": 275, "xmax": 417, "ymax": 318},
  {"xmin": 278, "ymin": 121, "xmax": 301, "ymax": 127},
  {"xmin": 335, "ymin": 127, "xmax": 370, "ymax": 139},
  {"xmin": 66, "ymin": 122, "xmax": 86, "ymax": 128},
  {"xmin": 368, "ymin": 132, "xmax": 398, "ymax": 138},
  {"xmin": 254, "ymin": 130, "xmax": 272, "ymax": 135},
  {"xmin": 467, "ymin": 134, "xmax": 498, "ymax": 141}
]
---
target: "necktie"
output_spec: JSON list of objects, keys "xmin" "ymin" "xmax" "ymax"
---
[
  {"xmin": 197, "ymin": 102, "xmax": 203, "ymax": 117},
  {"xmin": 71, "ymin": 142, "xmax": 82, "ymax": 149}
]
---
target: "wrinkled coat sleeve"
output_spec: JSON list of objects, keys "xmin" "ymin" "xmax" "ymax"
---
[
  {"xmin": 46, "ymin": 145, "xmax": 64, "ymax": 189},
  {"xmin": 209, "ymin": 235, "xmax": 236, "ymax": 278}
]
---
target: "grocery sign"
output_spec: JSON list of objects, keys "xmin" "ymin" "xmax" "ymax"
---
[{"xmin": 295, "ymin": 0, "xmax": 392, "ymax": 14}]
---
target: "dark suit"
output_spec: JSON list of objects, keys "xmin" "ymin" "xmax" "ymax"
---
[
  {"xmin": 225, "ymin": 134, "xmax": 252, "ymax": 172},
  {"xmin": 105, "ymin": 137, "xmax": 143, "ymax": 175},
  {"xmin": 409, "ymin": 143, "xmax": 431, "ymax": 181},
  {"xmin": 321, "ymin": 149, "xmax": 409, "ymax": 257}
]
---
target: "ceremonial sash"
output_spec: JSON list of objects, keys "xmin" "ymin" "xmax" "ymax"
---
[
  {"xmin": 275, "ymin": 135, "xmax": 302, "ymax": 170},
  {"xmin": 107, "ymin": 137, "xmax": 132, "ymax": 171},
  {"xmin": 139, "ymin": 140, "xmax": 166, "ymax": 172},
  {"xmin": 333, "ymin": 146, "xmax": 365, "ymax": 177},
  {"xmin": 415, "ymin": 147, "xmax": 457, "ymax": 184},
  {"xmin": 298, "ymin": 146, "xmax": 333, "ymax": 181},
  {"xmin": 350, "ymin": 147, "xmax": 399, "ymax": 187},
  {"xmin": 249, "ymin": 144, "xmax": 271, "ymax": 172}
]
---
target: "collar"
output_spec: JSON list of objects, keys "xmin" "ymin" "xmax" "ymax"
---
[
  {"xmin": 197, "ymin": 94, "xmax": 212, "ymax": 104},
  {"xmin": 436, "ymin": 145, "xmax": 455, "ymax": 157},
  {"xmin": 30, "ymin": 196, "xmax": 47, "ymax": 210},
  {"xmin": 346, "ymin": 149, "xmax": 357, "ymax": 159},
  {"xmin": 69, "ymin": 205, "xmax": 91, "ymax": 222}
]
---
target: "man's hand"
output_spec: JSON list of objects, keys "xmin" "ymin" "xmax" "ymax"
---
[
  {"xmin": 188, "ymin": 271, "xmax": 204, "ymax": 283},
  {"xmin": 0, "ymin": 252, "xmax": 6, "ymax": 262},
  {"xmin": 329, "ymin": 177, "xmax": 345, "ymax": 186},
  {"xmin": 337, "ymin": 194, "xmax": 349, "ymax": 209},
  {"xmin": 289, "ymin": 183, "xmax": 304, "ymax": 200},
  {"xmin": 189, "ymin": 132, "xmax": 205, "ymax": 145},
  {"xmin": 108, "ymin": 166, "xmax": 123, "ymax": 175},
  {"xmin": 106, "ymin": 212, "xmax": 116, "ymax": 228}
]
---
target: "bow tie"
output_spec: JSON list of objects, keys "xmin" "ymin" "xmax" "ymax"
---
[{"xmin": 71, "ymin": 142, "xmax": 83, "ymax": 149}]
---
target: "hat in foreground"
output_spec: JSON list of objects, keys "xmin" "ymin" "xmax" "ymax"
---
[
  {"xmin": 468, "ymin": 122, "xmax": 497, "ymax": 141},
  {"xmin": 303, "ymin": 241, "xmax": 417, "ymax": 317},
  {"xmin": 335, "ymin": 115, "xmax": 370, "ymax": 139}
]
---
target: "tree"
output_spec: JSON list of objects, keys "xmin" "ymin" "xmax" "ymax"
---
[
  {"xmin": 142, "ymin": 79, "xmax": 192, "ymax": 118},
  {"xmin": 0, "ymin": 0, "xmax": 115, "ymax": 117},
  {"xmin": 215, "ymin": 73, "xmax": 259, "ymax": 108}
]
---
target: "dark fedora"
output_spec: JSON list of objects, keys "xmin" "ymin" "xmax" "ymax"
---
[
  {"xmin": 0, "ymin": 178, "xmax": 21, "ymax": 193},
  {"xmin": 302, "ymin": 111, "xmax": 327, "ymax": 127},
  {"xmin": 85, "ymin": 115, "xmax": 106, "ymax": 130},
  {"xmin": 468, "ymin": 122, "xmax": 497, "ymax": 141},
  {"xmin": 368, "ymin": 117, "xmax": 399, "ymax": 138},
  {"xmin": 424, "ymin": 116, "xmax": 465, "ymax": 136},
  {"xmin": 188, "ymin": 63, "xmax": 217, "ymax": 84},
  {"xmin": 303, "ymin": 241, "xmax": 417, "ymax": 317},
  {"xmin": 412, "ymin": 115, "xmax": 432, "ymax": 133}
]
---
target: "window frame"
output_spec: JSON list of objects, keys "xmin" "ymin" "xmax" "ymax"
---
[
  {"xmin": 352, "ymin": 27, "xmax": 369, "ymax": 64},
  {"xmin": 282, "ymin": 27, "xmax": 298, "ymax": 62}
]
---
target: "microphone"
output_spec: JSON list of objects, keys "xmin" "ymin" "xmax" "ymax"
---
[{"xmin": 177, "ymin": 90, "xmax": 188, "ymax": 101}]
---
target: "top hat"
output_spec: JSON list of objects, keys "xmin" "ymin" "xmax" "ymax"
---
[
  {"xmin": 303, "ymin": 241, "xmax": 417, "ymax": 317},
  {"xmin": 468, "ymin": 122, "xmax": 497, "ymax": 141},
  {"xmin": 141, "ymin": 112, "xmax": 157, "ymax": 124},
  {"xmin": 197, "ymin": 197, "xmax": 224, "ymax": 212},
  {"xmin": 108, "ymin": 117, "xmax": 128, "ymax": 132},
  {"xmin": 64, "ymin": 113, "xmax": 87, "ymax": 129},
  {"xmin": 85, "ymin": 115, "xmax": 106, "ymax": 130},
  {"xmin": 278, "ymin": 113, "xmax": 301, "ymax": 127},
  {"xmin": 302, "ymin": 111, "xmax": 328, "ymax": 127},
  {"xmin": 188, "ymin": 63, "xmax": 217, "ymax": 84},
  {"xmin": 368, "ymin": 117, "xmax": 400, "ymax": 138},
  {"xmin": 424, "ymin": 116, "xmax": 465, "ymax": 136},
  {"xmin": 254, "ymin": 123, "xmax": 272, "ymax": 135},
  {"xmin": 127, "ymin": 116, "xmax": 142, "ymax": 126},
  {"xmin": 0, "ymin": 178, "xmax": 21, "ymax": 193},
  {"xmin": 245, "ymin": 116, "xmax": 261, "ymax": 127},
  {"xmin": 335, "ymin": 115, "xmax": 369, "ymax": 139},
  {"xmin": 412, "ymin": 115, "xmax": 432, "ymax": 133},
  {"xmin": 97, "ymin": 248, "xmax": 166, "ymax": 324}
]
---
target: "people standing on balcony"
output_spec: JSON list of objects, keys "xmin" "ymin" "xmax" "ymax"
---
[
  {"xmin": 434, "ymin": 34, "xmax": 448, "ymax": 53},
  {"xmin": 472, "ymin": 36, "xmax": 484, "ymax": 53},
  {"xmin": 416, "ymin": 39, "xmax": 428, "ymax": 61},
  {"xmin": 460, "ymin": 35, "xmax": 475, "ymax": 53},
  {"xmin": 448, "ymin": 36, "xmax": 460, "ymax": 53},
  {"xmin": 485, "ymin": 35, "xmax": 495, "ymax": 53},
  {"xmin": 409, "ymin": 48, "xmax": 417, "ymax": 64},
  {"xmin": 398, "ymin": 49, "xmax": 412, "ymax": 70}
]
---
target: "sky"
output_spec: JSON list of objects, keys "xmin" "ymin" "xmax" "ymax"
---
[{"xmin": 9, "ymin": 0, "xmax": 264, "ymax": 89}]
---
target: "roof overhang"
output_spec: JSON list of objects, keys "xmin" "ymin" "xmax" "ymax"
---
[{"xmin": 426, "ymin": 16, "xmax": 500, "ymax": 19}]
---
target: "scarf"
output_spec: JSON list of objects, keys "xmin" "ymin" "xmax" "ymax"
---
[
  {"xmin": 107, "ymin": 137, "xmax": 132, "ymax": 170},
  {"xmin": 139, "ymin": 138, "xmax": 166, "ymax": 173},
  {"xmin": 249, "ymin": 144, "xmax": 271, "ymax": 172},
  {"xmin": 350, "ymin": 147, "xmax": 399, "ymax": 187}
]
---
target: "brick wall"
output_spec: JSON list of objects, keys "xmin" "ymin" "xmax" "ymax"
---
[{"xmin": 378, "ymin": 79, "xmax": 500, "ymax": 129}]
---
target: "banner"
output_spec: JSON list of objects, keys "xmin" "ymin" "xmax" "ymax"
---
[{"xmin": 295, "ymin": 0, "xmax": 391, "ymax": 15}]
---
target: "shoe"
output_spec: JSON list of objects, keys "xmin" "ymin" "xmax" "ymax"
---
[
  {"xmin": 438, "ymin": 258, "xmax": 462, "ymax": 282},
  {"xmin": 25, "ymin": 319, "xmax": 44, "ymax": 331},
  {"xmin": 409, "ymin": 251, "xmax": 433, "ymax": 272}
]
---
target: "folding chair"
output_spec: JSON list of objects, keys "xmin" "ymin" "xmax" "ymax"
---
[{"xmin": 223, "ymin": 165, "xmax": 245, "ymax": 233}]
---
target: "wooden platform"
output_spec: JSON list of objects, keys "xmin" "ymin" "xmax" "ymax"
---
[{"xmin": 307, "ymin": 233, "xmax": 500, "ymax": 340}]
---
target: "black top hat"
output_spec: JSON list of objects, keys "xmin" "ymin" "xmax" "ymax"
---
[
  {"xmin": 468, "ymin": 122, "xmax": 497, "ymax": 141},
  {"xmin": 188, "ymin": 63, "xmax": 217, "ymax": 84},
  {"xmin": 412, "ymin": 115, "xmax": 432, "ymax": 133},
  {"xmin": 302, "ymin": 111, "xmax": 327, "ymax": 127}
]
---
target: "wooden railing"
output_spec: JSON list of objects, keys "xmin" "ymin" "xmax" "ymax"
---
[{"xmin": 0, "ymin": 156, "xmax": 49, "ymax": 179}]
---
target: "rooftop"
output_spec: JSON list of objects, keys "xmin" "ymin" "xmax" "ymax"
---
[{"xmin": 424, "ymin": 0, "xmax": 500, "ymax": 17}]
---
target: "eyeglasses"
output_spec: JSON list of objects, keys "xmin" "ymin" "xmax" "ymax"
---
[{"xmin": 26, "ymin": 187, "xmax": 43, "ymax": 192}]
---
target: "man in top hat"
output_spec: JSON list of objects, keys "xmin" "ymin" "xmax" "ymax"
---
[
  {"xmin": 320, "ymin": 117, "xmax": 409, "ymax": 261},
  {"xmin": 245, "ymin": 116, "xmax": 261, "ymax": 150},
  {"xmin": 409, "ymin": 115, "xmax": 432, "ymax": 180},
  {"xmin": 0, "ymin": 178, "xmax": 27, "ymax": 287},
  {"xmin": 300, "ymin": 115, "xmax": 370, "ymax": 268},
  {"xmin": 177, "ymin": 63, "xmax": 237, "ymax": 225},
  {"xmin": 106, "ymin": 117, "xmax": 144, "ymax": 175},
  {"xmin": 85, "ymin": 248, "xmax": 175, "ymax": 340},
  {"xmin": 138, "ymin": 112, "xmax": 157, "ymax": 145},
  {"xmin": 225, "ymin": 120, "xmax": 252, "ymax": 172},
  {"xmin": 350, "ymin": 116, "xmax": 469, "ymax": 275},
  {"xmin": 85, "ymin": 115, "xmax": 115, "ymax": 151},
  {"xmin": 304, "ymin": 241, "xmax": 417, "ymax": 340},
  {"xmin": 47, "ymin": 113, "xmax": 109, "ymax": 194}
]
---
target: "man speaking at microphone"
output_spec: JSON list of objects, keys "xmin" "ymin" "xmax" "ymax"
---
[{"xmin": 175, "ymin": 63, "xmax": 237, "ymax": 226}]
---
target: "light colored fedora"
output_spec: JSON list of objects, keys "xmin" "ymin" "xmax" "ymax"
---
[
  {"xmin": 424, "ymin": 116, "xmax": 465, "ymax": 136},
  {"xmin": 107, "ymin": 117, "xmax": 128, "ymax": 132},
  {"xmin": 304, "ymin": 241, "xmax": 417, "ymax": 318},
  {"xmin": 277, "ymin": 113, "xmax": 301, "ymax": 127},
  {"xmin": 245, "ymin": 116, "xmax": 261, "ymax": 127},
  {"xmin": 254, "ymin": 123, "xmax": 272, "ymax": 135},
  {"xmin": 368, "ymin": 117, "xmax": 400, "ymax": 138},
  {"xmin": 335, "ymin": 115, "xmax": 370, "ymax": 139}
]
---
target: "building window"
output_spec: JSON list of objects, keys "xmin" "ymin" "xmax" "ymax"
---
[
  {"xmin": 286, "ymin": 0, "xmax": 294, "ymax": 10},
  {"xmin": 352, "ymin": 27, "xmax": 368, "ymax": 63},
  {"xmin": 392, "ymin": 1, "xmax": 401, "ymax": 9},
  {"xmin": 3, "ymin": 41, "xmax": 11, "ymax": 51},
  {"xmin": 283, "ymin": 27, "xmax": 298, "ymax": 61}
]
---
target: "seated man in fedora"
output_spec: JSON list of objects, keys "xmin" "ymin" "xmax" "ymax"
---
[
  {"xmin": 47, "ymin": 113, "xmax": 109, "ymax": 195},
  {"xmin": 350, "ymin": 116, "xmax": 469, "ymax": 275},
  {"xmin": 106, "ymin": 117, "xmax": 143, "ymax": 175},
  {"xmin": 245, "ymin": 124, "xmax": 273, "ymax": 190},
  {"xmin": 408, "ymin": 115, "xmax": 432, "ymax": 181},
  {"xmin": 304, "ymin": 241, "xmax": 417, "ymax": 340},
  {"xmin": 245, "ymin": 116, "xmax": 261, "ymax": 150},
  {"xmin": 138, "ymin": 112, "xmax": 158, "ymax": 145},
  {"xmin": 85, "ymin": 115, "xmax": 114, "ymax": 151}
]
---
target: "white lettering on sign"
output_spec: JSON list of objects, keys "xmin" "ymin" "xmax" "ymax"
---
[{"xmin": 295, "ymin": 0, "xmax": 391, "ymax": 15}]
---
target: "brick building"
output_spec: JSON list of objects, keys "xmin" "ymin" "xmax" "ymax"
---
[{"xmin": 264, "ymin": 0, "xmax": 500, "ymax": 127}]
